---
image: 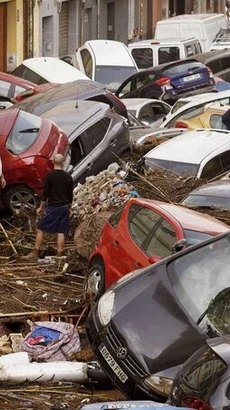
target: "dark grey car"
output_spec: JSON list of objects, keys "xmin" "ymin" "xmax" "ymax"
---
[{"xmin": 40, "ymin": 100, "xmax": 130, "ymax": 185}]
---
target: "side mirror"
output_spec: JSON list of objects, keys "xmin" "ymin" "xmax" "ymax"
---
[{"xmin": 171, "ymin": 238, "xmax": 187, "ymax": 254}]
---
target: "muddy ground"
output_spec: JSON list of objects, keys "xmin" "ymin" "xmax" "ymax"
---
[{"xmin": 1, "ymin": 158, "xmax": 230, "ymax": 409}]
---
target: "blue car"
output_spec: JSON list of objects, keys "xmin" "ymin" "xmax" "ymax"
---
[{"xmin": 115, "ymin": 59, "xmax": 216, "ymax": 105}]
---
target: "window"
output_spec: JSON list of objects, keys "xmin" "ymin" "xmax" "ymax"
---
[
  {"xmin": 80, "ymin": 49, "xmax": 93, "ymax": 79},
  {"xmin": 70, "ymin": 137, "xmax": 85, "ymax": 167},
  {"xmin": 145, "ymin": 219, "xmax": 176, "ymax": 257},
  {"xmin": 210, "ymin": 114, "xmax": 224, "ymax": 129},
  {"xmin": 220, "ymin": 56, "xmax": 230, "ymax": 70},
  {"xmin": 158, "ymin": 47, "xmax": 179, "ymax": 65},
  {"xmin": 131, "ymin": 48, "xmax": 153, "ymax": 69},
  {"xmin": 128, "ymin": 205, "xmax": 161, "ymax": 250},
  {"xmin": 6, "ymin": 111, "xmax": 42, "ymax": 154},
  {"xmin": 109, "ymin": 207, "xmax": 124, "ymax": 228},
  {"xmin": 0, "ymin": 80, "xmax": 11, "ymax": 97},
  {"xmin": 206, "ymin": 59, "xmax": 222, "ymax": 73},
  {"xmin": 220, "ymin": 150, "xmax": 230, "ymax": 172},
  {"xmin": 14, "ymin": 85, "xmax": 27, "ymax": 97},
  {"xmin": 201, "ymin": 157, "xmax": 222, "ymax": 179},
  {"xmin": 82, "ymin": 117, "xmax": 111, "ymax": 152},
  {"xmin": 23, "ymin": 68, "xmax": 47, "ymax": 85}
]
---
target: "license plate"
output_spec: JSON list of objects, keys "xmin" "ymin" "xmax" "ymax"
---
[
  {"xmin": 99, "ymin": 344, "xmax": 128, "ymax": 383},
  {"xmin": 183, "ymin": 73, "xmax": 201, "ymax": 82}
]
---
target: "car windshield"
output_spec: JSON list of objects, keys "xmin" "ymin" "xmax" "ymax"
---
[
  {"xmin": 94, "ymin": 66, "xmax": 137, "ymax": 92},
  {"xmin": 144, "ymin": 157, "xmax": 199, "ymax": 176},
  {"xmin": 183, "ymin": 194, "xmax": 230, "ymax": 210},
  {"xmin": 170, "ymin": 99, "xmax": 191, "ymax": 114},
  {"xmin": 6, "ymin": 110, "xmax": 42, "ymax": 154},
  {"xmin": 169, "ymin": 235, "xmax": 230, "ymax": 326}
]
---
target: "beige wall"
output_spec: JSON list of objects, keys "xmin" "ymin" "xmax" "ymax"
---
[
  {"xmin": 6, "ymin": 0, "xmax": 16, "ymax": 71},
  {"xmin": 33, "ymin": 4, "xmax": 40, "ymax": 57},
  {"xmin": 16, "ymin": 0, "xmax": 23, "ymax": 65}
]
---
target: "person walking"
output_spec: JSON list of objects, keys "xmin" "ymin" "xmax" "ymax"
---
[{"xmin": 22, "ymin": 153, "xmax": 73, "ymax": 261}]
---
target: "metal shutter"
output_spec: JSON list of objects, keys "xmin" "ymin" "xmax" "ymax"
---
[{"xmin": 59, "ymin": 1, "xmax": 68, "ymax": 56}]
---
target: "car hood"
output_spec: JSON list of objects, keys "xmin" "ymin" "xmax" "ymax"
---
[{"xmin": 110, "ymin": 263, "xmax": 207, "ymax": 377}]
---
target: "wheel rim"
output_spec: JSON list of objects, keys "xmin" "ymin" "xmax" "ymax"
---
[
  {"xmin": 9, "ymin": 190, "xmax": 36, "ymax": 212},
  {"xmin": 86, "ymin": 268, "xmax": 102, "ymax": 297}
]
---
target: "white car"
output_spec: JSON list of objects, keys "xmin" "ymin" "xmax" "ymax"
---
[
  {"xmin": 143, "ymin": 128, "xmax": 230, "ymax": 179},
  {"xmin": 11, "ymin": 57, "xmax": 89, "ymax": 85},
  {"xmin": 161, "ymin": 89, "xmax": 230, "ymax": 129},
  {"xmin": 76, "ymin": 40, "xmax": 138, "ymax": 92},
  {"xmin": 122, "ymin": 98, "xmax": 171, "ymax": 127}
]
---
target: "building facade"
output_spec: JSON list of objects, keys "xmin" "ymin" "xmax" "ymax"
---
[{"xmin": 0, "ymin": 0, "xmax": 227, "ymax": 73}]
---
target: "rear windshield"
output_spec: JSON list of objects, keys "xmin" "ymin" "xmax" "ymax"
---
[
  {"xmin": 162, "ymin": 61, "xmax": 203, "ymax": 76},
  {"xmin": 144, "ymin": 157, "xmax": 199, "ymax": 176},
  {"xmin": 94, "ymin": 66, "xmax": 137, "ymax": 92},
  {"xmin": 6, "ymin": 111, "xmax": 42, "ymax": 154}
]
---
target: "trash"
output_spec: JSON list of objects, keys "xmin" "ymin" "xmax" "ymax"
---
[{"xmin": 20, "ymin": 320, "xmax": 81, "ymax": 362}]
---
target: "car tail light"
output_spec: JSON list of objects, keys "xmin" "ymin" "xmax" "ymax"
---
[
  {"xmin": 155, "ymin": 76, "xmax": 171, "ymax": 86},
  {"xmin": 207, "ymin": 67, "xmax": 214, "ymax": 78},
  {"xmin": 182, "ymin": 396, "xmax": 213, "ymax": 410},
  {"xmin": 175, "ymin": 120, "xmax": 189, "ymax": 128}
]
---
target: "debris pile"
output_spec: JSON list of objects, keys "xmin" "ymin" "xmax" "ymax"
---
[{"xmin": 71, "ymin": 163, "xmax": 139, "ymax": 222}]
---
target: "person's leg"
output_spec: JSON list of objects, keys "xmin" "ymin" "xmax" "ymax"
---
[
  {"xmin": 22, "ymin": 229, "xmax": 44, "ymax": 260},
  {"xmin": 57, "ymin": 233, "xmax": 65, "ymax": 256}
]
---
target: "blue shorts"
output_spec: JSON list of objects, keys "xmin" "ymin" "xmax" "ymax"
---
[{"xmin": 37, "ymin": 205, "xmax": 70, "ymax": 234}]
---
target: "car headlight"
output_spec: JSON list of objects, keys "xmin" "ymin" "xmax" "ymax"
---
[
  {"xmin": 98, "ymin": 290, "xmax": 115, "ymax": 326},
  {"xmin": 143, "ymin": 375, "xmax": 173, "ymax": 397}
]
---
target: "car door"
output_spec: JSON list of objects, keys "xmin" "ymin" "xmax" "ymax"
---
[{"xmin": 106, "ymin": 203, "xmax": 179, "ymax": 278}]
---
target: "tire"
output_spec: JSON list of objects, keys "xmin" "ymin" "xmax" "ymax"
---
[
  {"xmin": 4, "ymin": 185, "xmax": 37, "ymax": 214},
  {"xmin": 84, "ymin": 262, "xmax": 105, "ymax": 302}
]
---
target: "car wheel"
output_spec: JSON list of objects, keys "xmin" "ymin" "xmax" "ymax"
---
[
  {"xmin": 4, "ymin": 186, "xmax": 37, "ymax": 213},
  {"xmin": 85, "ymin": 262, "xmax": 105, "ymax": 302}
]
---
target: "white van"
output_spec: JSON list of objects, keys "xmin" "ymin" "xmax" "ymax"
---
[
  {"xmin": 75, "ymin": 40, "xmax": 138, "ymax": 92},
  {"xmin": 209, "ymin": 28, "xmax": 230, "ymax": 50},
  {"xmin": 155, "ymin": 13, "xmax": 227, "ymax": 52},
  {"xmin": 128, "ymin": 38, "xmax": 202, "ymax": 69}
]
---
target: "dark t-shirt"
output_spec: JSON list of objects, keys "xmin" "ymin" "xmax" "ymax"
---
[{"xmin": 41, "ymin": 169, "xmax": 73, "ymax": 206}]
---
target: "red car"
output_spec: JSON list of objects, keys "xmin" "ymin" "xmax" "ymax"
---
[
  {"xmin": 86, "ymin": 197, "xmax": 229, "ymax": 300},
  {"xmin": 0, "ymin": 72, "xmax": 55, "ymax": 102},
  {"xmin": 0, "ymin": 108, "xmax": 70, "ymax": 212}
]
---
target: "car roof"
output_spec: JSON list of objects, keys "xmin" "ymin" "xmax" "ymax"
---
[
  {"xmin": 191, "ymin": 49, "xmax": 230, "ymax": 63},
  {"xmin": 185, "ymin": 180, "xmax": 230, "ymax": 198},
  {"xmin": 81, "ymin": 40, "xmax": 136, "ymax": 67},
  {"xmin": 156, "ymin": 13, "xmax": 225, "ymax": 22},
  {"xmin": 144, "ymin": 129, "xmax": 230, "ymax": 164},
  {"xmin": 128, "ymin": 38, "xmax": 197, "ymax": 46},
  {"xmin": 40, "ymin": 100, "xmax": 111, "ymax": 138},
  {"xmin": 20, "ymin": 57, "xmax": 90, "ymax": 83},
  {"xmin": 129, "ymin": 198, "xmax": 228, "ymax": 232}
]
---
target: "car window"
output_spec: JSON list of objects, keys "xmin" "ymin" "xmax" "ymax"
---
[
  {"xmin": 158, "ymin": 47, "xmax": 179, "ymax": 65},
  {"xmin": 6, "ymin": 111, "xmax": 42, "ymax": 154},
  {"xmin": 80, "ymin": 49, "xmax": 93, "ymax": 79},
  {"xmin": 131, "ymin": 48, "xmax": 153, "ymax": 69},
  {"xmin": 178, "ymin": 344, "xmax": 226, "ymax": 396},
  {"xmin": 210, "ymin": 114, "xmax": 225, "ymax": 129},
  {"xmin": 0, "ymin": 80, "xmax": 11, "ymax": 97},
  {"xmin": 219, "ymin": 150, "xmax": 230, "ymax": 172},
  {"xmin": 70, "ymin": 136, "xmax": 85, "ymax": 167},
  {"xmin": 81, "ymin": 117, "xmax": 110, "ymax": 152},
  {"xmin": 144, "ymin": 157, "xmax": 199, "ymax": 176},
  {"xmin": 185, "ymin": 45, "xmax": 195, "ymax": 57},
  {"xmin": 109, "ymin": 207, "xmax": 124, "ymax": 228},
  {"xmin": 14, "ymin": 85, "xmax": 27, "ymax": 97},
  {"xmin": 184, "ymin": 229, "xmax": 213, "ymax": 246},
  {"xmin": 220, "ymin": 56, "xmax": 230, "ymax": 70},
  {"xmin": 128, "ymin": 205, "xmax": 162, "ymax": 249},
  {"xmin": 145, "ymin": 219, "xmax": 176, "ymax": 257},
  {"xmin": 201, "ymin": 156, "xmax": 222, "ymax": 179},
  {"xmin": 95, "ymin": 66, "xmax": 137, "ymax": 92},
  {"xmin": 22, "ymin": 68, "xmax": 47, "ymax": 85}
]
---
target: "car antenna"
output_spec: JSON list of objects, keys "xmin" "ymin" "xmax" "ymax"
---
[{"xmin": 75, "ymin": 84, "xmax": 78, "ymax": 108}]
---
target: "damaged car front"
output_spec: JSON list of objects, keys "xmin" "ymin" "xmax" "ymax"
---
[{"xmin": 86, "ymin": 231, "xmax": 230, "ymax": 401}]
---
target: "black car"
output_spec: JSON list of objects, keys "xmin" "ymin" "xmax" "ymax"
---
[
  {"xmin": 168, "ymin": 334, "xmax": 230, "ymax": 410},
  {"xmin": 86, "ymin": 231, "xmax": 230, "ymax": 402},
  {"xmin": 181, "ymin": 180, "xmax": 230, "ymax": 211},
  {"xmin": 40, "ymin": 100, "xmax": 130, "ymax": 185},
  {"xmin": 188, "ymin": 49, "xmax": 230, "ymax": 83},
  {"xmin": 13, "ymin": 79, "xmax": 129, "ymax": 121},
  {"xmin": 115, "ymin": 60, "xmax": 215, "ymax": 105}
]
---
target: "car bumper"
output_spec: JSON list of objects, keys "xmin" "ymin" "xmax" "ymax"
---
[{"xmin": 86, "ymin": 308, "xmax": 166, "ymax": 402}]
